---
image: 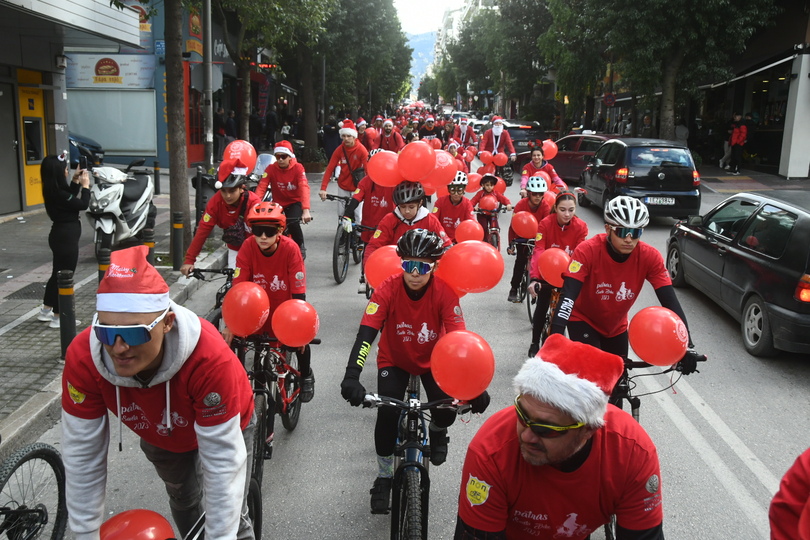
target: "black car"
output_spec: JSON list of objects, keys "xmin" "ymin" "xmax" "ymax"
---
[
  {"xmin": 480, "ymin": 119, "xmax": 547, "ymax": 156},
  {"xmin": 666, "ymin": 191, "xmax": 810, "ymax": 356},
  {"xmin": 69, "ymin": 132, "xmax": 105, "ymax": 168},
  {"xmin": 579, "ymin": 138, "xmax": 701, "ymax": 218}
]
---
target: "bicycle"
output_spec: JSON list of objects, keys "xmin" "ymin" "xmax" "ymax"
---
[
  {"xmin": 190, "ymin": 267, "xmax": 235, "ymax": 330},
  {"xmin": 507, "ymin": 238, "xmax": 536, "ymax": 322},
  {"xmin": 0, "ymin": 435, "xmax": 67, "ymax": 540},
  {"xmin": 324, "ymin": 194, "xmax": 370, "ymax": 283},
  {"xmin": 363, "ymin": 375, "xmax": 470, "ymax": 540},
  {"xmin": 474, "ymin": 206, "xmax": 509, "ymax": 251}
]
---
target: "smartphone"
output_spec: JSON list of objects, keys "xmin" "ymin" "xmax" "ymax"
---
[{"xmin": 79, "ymin": 155, "xmax": 88, "ymax": 170}]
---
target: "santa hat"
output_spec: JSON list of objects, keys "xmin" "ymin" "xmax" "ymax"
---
[
  {"xmin": 459, "ymin": 117, "xmax": 469, "ymax": 124},
  {"xmin": 513, "ymin": 334, "xmax": 624, "ymax": 427},
  {"xmin": 492, "ymin": 115, "xmax": 504, "ymax": 124},
  {"xmin": 425, "ymin": 116, "xmax": 435, "ymax": 122},
  {"xmin": 374, "ymin": 115, "xmax": 384, "ymax": 123},
  {"xmin": 273, "ymin": 140, "xmax": 295, "ymax": 158},
  {"xmin": 339, "ymin": 119, "xmax": 358, "ymax": 138},
  {"xmin": 446, "ymin": 138, "xmax": 461, "ymax": 149},
  {"xmin": 356, "ymin": 117, "xmax": 367, "ymax": 127},
  {"xmin": 97, "ymin": 246, "xmax": 170, "ymax": 313},
  {"xmin": 383, "ymin": 119, "xmax": 394, "ymax": 127}
]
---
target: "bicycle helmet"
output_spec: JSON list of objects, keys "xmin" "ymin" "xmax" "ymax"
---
[
  {"xmin": 604, "ymin": 196, "xmax": 650, "ymax": 228},
  {"xmin": 393, "ymin": 181, "xmax": 425, "ymax": 205},
  {"xmin": 217, "ymin": 173, "xmax": 247, "ymax": 190},
  {"xmin": 246, "ymin": 201, "xmax": 287, "ymax": 228},
  {"xmin": 368, "ymin": 148, "xmax": 384, "ymax": 160},
  {"xmin": 526, "ymin": 175, "xmax": 548, "ymax": 193},
  {"xmin": 480, "ymin": 173, "xmax": 498, "ymax": 186},
  {"xmin": 396, "ymin": 228, "xmax": 446, "ymax": 260},
  {"xmin": 449, "ymin": 171, "xmax": 468, "ymax": 187}
]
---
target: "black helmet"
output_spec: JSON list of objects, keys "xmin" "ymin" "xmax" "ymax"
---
[
  {"xmin": 396, "ymin": 228, "xmax": 445, "ymax": 260},
  {"xmin": 480, "ymin": 173, "xmax": 498, "ymax": 186},
  {"xmin": 393, "ymin": 181, "xmax": 425, "ymax": 205},
  {"xmin": 219, "ymin": 173, "xmax": 247, "ymax": 189}
]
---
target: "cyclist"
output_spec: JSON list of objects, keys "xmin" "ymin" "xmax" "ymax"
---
[
  {"xmin": 527, "ymin": 191, "xmax": 589, "ymax": 356},
  {"xmin": 519, "ymin": 144, "xmax": 566, "ymax": 198},
  {"xmin": 340, "ymin": 229, "xmax": 490, "ymax": 514},
  {"xmin": 432, "ymin": 171, "xmax": 475, "ymax": 243},
  {"xmin": 506, "ymin": 175, "xmax": 553, "ymax": 303},
  {"xmin": 180, "ymin": 170, "xmax": 261, "ymax": 275},
  {"xmin": 455, "ymin": 334, "xmax": 664, "ymax": 539},
  {"xmin": 454, "ymin": 117, "xmax": 478, "ymax": 147},
  {"xmin": 319, "ymin": 119, "xmax": 369, "ymax": 215},
  {"xmin": 254, "ymin": 140, "xmax": 311, "ymax": 259},
  {"xmin": 549, "ymin": 196, "xmax": 697, "ymax": 361},
  {"xmin": 478, "ymin": 116, "xmax": 515, "ymax": 164},
  {"xmin": 418, "ymin": 116, "xmax": 444, "ymax": 144},
  {"xmin": 379, "ymin": 119, "xmax": 405, "ymax": 152},
  {"xmin": 226, "ymin": 202, "xmax": 315, "ymax": 402},
  {"xmin": 341, "ymin": 149, "xmax": 396, "ymax": 244},
  {"xmin": 62, "ymin": 245, "xmax": 256, "ymax": 540},
  {"xmin": 362, "ymin": 181, "xmax": 451, "ymax": 267},
  {"xmin": 470, "ymin": 173, "xmax": 512, "ymax": 243},
  {"xmin": 446, "ymin": 139, "xmax": 469, "ymax": 173}
]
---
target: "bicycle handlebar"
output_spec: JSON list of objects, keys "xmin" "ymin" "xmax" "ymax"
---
[
  {"xmin": 624, "ymin": 352, "xmax": 707, "ymax": 372},
  {"xmin": 325, "ymin": 194, "xmax": 351, "ymax": 202},
  {"xmin": 190, "ymin": 268, "xmax": 235, "ymax": 280},
  {"xmin": 362, "ymin": 393, "xmax": 471, "ymax": 414},
  {"xmin": 474, "ymin": 206, "xmax": 509, "ymax": 215}
]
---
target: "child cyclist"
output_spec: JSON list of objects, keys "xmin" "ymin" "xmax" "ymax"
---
[
  {"xmin": 506, "ymin": 175, "xmax": 553, "ymax": 303},
  {"xmin": 519, "ymin": 144, "xmax": 565, "ymax": 198},
  {"xmin": 445, "ymin": 139, "xmax": 469, "ymax": 173},
  {"xmin": 527, "ymin": 190, "xmax": 589, "ymax": 356},
  {"xmin": 339, "ymin": 229, "xmax": 490, "ymax": 514},
  {"xmin": 224, "ymin": 201, "xmax": 315, "ymax": 403},
  {"xmin": 180, "ymin": 171, "xmax": 261, "ymax": 275},
  {"xmin": 340, "ymin": 149, "xmax": 396, "ymax": 245},
  {"xmin": 470, "ymin": 173, "xmax": 512, "ymax": 242},
  {"xmin": 363, "ymin": 181, "xmax": 451, "ymax": 267},
  {"xmin": 432, "ymin": 171, "xmax": 475, "ymax": 243}
]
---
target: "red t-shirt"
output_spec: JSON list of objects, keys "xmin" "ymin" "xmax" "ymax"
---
[
  {"xmin": 379, "ymin": 131, "xmax": 405, "ymax": 152},
  {"xmin": 351, "ymin": 176, "xmax": 395, "ymax": 243},
  {"xmin": 234, "ymin": 235, "xmax": 306, "ymax": 336},
  {"xmin": 360, "ymin": 274, "xmax": 465, "ymax": 374},
  {"xmin": 363, "ymin": 210, "xmax": 451, "ymax": 267},
  {"xmin": 432, "ymin": 195, "xmax": 475, "ymax": 242},
  {"xmin": 530, "ymin": 215, "xmax": 589, "ymax": 280},
  {"xmin": 453, "ymin": 125, "xmax": 478, "ymax": 146},
  {"xmin": 255, "ymin": 159, "xmax": 310, "ymax": 209},
  {"xmin": 458, "ymin": 406, "xmax": 663, "ymax": 538},
  {"xmin": 470, "ymin": 189, "xmax": 511, "ymax": 208},
  {"xmin": 322, "ymin": 142, "xmax": 369, "ymax": 192},
  {"xmin": 565, "ymin": 234, "xmax": 672, "ymax": 337},
  {"xmin": 770, "ymin": 448, "xmax": 810, "ymax": 540},
  {"xmin": 508, "ymin": 197, "xmax": 552, "ymax": 243},
  {"xmin": 185, "ymin": 190, "xmax": 262, "ymax": 263},
  {"xmin": 520, "ymin": 161, "xmax": 564, "ymax": 189}
]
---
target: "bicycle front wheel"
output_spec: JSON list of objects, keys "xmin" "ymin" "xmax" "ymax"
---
[
  {"xmin": 278, "ymin": 350, "xmax": 302, "ymax": 431},
  {"xmin": 395, "ymin": 468, "xmax": 424, "ymax": 540},
  {"xmin": 332, "ymin": 225, "xmax": 350, "ymax": 283},
  {"xmin": 524, "ymin": 271, "xmax": 535, "ymax": 323},
  {"xmin": 251, "ymin": 393, "xmax": 268, "ymax": 485},
  {"xmin": 0, "ymin": 443, "xmax": 68, "ymax": 540},
  {"xmin": 247, "ymin": 477, "xmax": 262, "ymax": 540},
  {"xmin": 352, "ymin": 234, "xmax": 363, "ymax": 264},
  {"xmin": 206, "ymin": 307, "xmax": 226, "ymax": 333},
  {"xmin": 488, "ymin": 231, "xmax": 500, "ymax": 250}
]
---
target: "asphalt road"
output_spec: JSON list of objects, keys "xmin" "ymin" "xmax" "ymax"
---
[{"xmin": 38, "ymin": 181, "xmax": 810, "ymax": 539}]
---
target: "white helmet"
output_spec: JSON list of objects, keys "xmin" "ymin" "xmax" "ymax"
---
[
  {"xmin": 368, "ymin": 148, "xmax": 384, "ymax": 160},
  {"xmin": 604, "ymin": 196, "xmax": 650, "ymax": 228},
  {"xmin": 450, "ymin": 171, "xmax": 468, "ymax": 187},
  {"xmin": 526, "ymin": 176, "xmax": 548, "ymax": 193}
]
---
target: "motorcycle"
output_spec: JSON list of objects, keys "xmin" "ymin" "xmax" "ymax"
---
[{"xmin": 85, "ymin": 158, "xmax": 156, "ymax": 259}]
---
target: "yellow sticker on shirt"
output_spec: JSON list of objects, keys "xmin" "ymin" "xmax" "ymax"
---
[
  {"xmin": 233, "ymin": 267, "xmax": 241, "ymax": 279},
  {"xmin": 568, "ymin": 260, "xmax": 582, "ymax": 273},
  {"xmin": 466, "ymin": 475, "xmax": 491, "ymax": 506},
  {"xmin": 535, "ymin": 232, "xmax": 543, "ymax": 241},
  {"xmin": 365, "ymin": 302, "xmax": 379, "ymax": 315},
  {"xmin": 203, "ymin": 213, "xmax": 212, "ymax": 223},
  {"xmin": 67, "ymin": 382, "xmax": 86, "ymax": 404},
  {"xmin": 373, "ymin": 230, "xmax": 382, "ymax": 239}
]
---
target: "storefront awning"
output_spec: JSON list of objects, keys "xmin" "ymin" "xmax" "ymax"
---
[
  {"xmin": 705, "ymin": 55, "xmax": 795, "ymax": 89},
  {"xmin": 280, "ymin": 83, "xmax": 298, "ymax": 96}
]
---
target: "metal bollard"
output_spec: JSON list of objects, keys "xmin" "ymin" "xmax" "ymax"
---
[
  {"xmin": 153, "ymin": 161, "xmax": 161, "ymax": 195},
  {"xmin": 171, "ymin": 212, "xmax": 184, "ymax": 270},
  {"xmin": 98, "ymin": 248, "xmax": 111, "ymax": 283},
  {"xmin": 57, "ymin": 270, "xmax": 76, "ymax": 359},
  {"xmin": 143, "ymin": 228, "xmax": 156, "ymax": 266}
]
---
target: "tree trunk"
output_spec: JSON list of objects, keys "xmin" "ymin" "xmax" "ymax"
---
[
  {"xmin": 239, "ymin": 62, "xmax": 252, "ymax": 140},
  {"xmin": 165, "ymin": 0, "xmax": 191, "ymax": 250},
  {"xmin": 658, "ymin": 49, "xmax": 685, "ymax": 141},
  {"xmin": 298, "ymin": 46, "xmax": 318, "ymax": 148}
]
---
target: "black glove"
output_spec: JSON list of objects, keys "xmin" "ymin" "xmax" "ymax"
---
[
  {"xmin": 340, "ymin": 366, "xmax": 366, "ymax": 406},
  {"xmin": 676, "ymin": 350, "xmax": 705, "ymax": 375},
  {"xmin": 469, "ymin": 391, "xmax": 490, "ymax": 414}
]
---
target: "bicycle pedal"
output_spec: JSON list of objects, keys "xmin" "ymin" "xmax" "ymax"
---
[{"xmin": 358, "ymin": 286, "xmax": 367, "ymax": 294}]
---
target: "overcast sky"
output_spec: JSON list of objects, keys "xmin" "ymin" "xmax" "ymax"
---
[{"xmin": 394, "ymin": 0, "xmax": 465, "ymax": 35}]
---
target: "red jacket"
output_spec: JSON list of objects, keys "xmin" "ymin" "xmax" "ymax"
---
[
  {"xmin": 479, "ymin": 129, "xmax": 516, "ymax": 156},
  {"xmin": 453, "ymin": 125, "xmax": 478, "ymax": 146},
  {"xmin": 364, "ymin": 207, "xmax": 451, "ymax": 266},
  {"xmin": 322, "ymin": 142, "xmax": 369, "ymax": 192},
  {"xmin": 255, "ymin": 159, "xmax": 310, "ymax": 209},
  {"xmin": 379, "ymin": 131, "xmax": 405, "ymax": 152},
  {"xmin": 730, "ymin": 122, "xmax": 747, "ymax": 146},
  {"xmin": 185, "ymin": 190, "xmax": 261, "ymax": 264}
]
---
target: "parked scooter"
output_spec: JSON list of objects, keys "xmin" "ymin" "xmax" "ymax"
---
[{"xmin": 85, "ymin": 159, "xmax": 156, "ymax": 258}]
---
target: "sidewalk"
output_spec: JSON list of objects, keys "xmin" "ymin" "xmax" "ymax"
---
[{"xmin": 698, "ymin": 163, "xmax": 808, "ymax": 193}]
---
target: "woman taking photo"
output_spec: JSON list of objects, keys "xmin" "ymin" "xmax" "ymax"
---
[{"xmin": 38, "ymin": 152, "xmax": 90, "ymax": 328}]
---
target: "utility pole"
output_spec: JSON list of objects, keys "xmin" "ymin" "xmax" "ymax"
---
[{"xmin": 203, "ymin": 0, "xmax": 213, "ymax": 170}]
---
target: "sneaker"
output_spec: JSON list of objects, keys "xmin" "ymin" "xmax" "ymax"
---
[
  {"xmin": 731, "ymin": 171, "xmax": 740, "ymax": 176},
  {"xmin": 370, "ymin": 477, "xmax": 392, "ymax": 514},
  {"xmin": 528, "ymin": 343, "xmax": 539, "ymax": 357},
  {"xmin": 300, "ymin": 371, "xmax": 315, "ymax": 403},
  {"xmin": 724, "ymin": 165, "xmax": 731, "ymax": 171},
  {"xmin": 37, "ymin": 307, "xmax": 54, "ymax": 322},
  {"xmin": 48, "ymin": 317, "xmax": 81, "ymax": 329},
  {"xmin": 429, "ymin": 428, "xmax": 449, "ymax": 466},
  {"xmin": 718, "ymin": 160, "xmax": 724, "ymax": 168},
  {"xmin": 507, "ymin": 288, "xmax": 519, "ymax": 303}
]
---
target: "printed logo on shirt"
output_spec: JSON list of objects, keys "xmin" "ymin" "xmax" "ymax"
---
[
  {"xmin": 373, "ymin": 230, "xmax": 382, "ymax": 238},
  {"xmin": 646, "ymin": 474, "xmax": 660, "ymax": 493},
  {"xmin": 204, "ymin": 392, "xmax": 222, "ymax": 407},
  {"xmin": 269, "ymin": 275, "xmax": 288, "ymax": 292},
  {"xmin": 67, "ymin": 382, "xmax": 85, "ymax": 404},
  {"xmin": 233, "ymin": 267, "xmax": 241, "ymax": 279},
  {"xmin": 615, "ymin": 281, "xmax": 635, "ymax": 301},
  {"xmin": 353, "ymin": 188, "xmax": 361, "ymax": 195},
  {"xmin": 555, "ymin": 513, "xmax": 589, "ymax": 538},
  {"xmin": 365, "ymin": 302, "xmax": 379, "ymax": 315},
  {"xmin": 203, "ymin": 213, "xmax": 212, "ymax": 223},
  {"xmin": 295, "ymin": 271, "xmax": 304, "ymax": 281},
  {"xmin": 453, "ymin": 306, "xmax": 462, "ymax": 317},
  {"xmin": 466, "ymin": 475, "xmax": 491, "ymax": 506},
  {"xmin": 432, "ymin": 207, "xmax": 438, "ymax": 213},
  {"xmin": 568, "ymin": 260, "xmax": 582, "ymax": 273},
  {"xmin": 416, "ymin": 322, "xmax": 437, "ymax": 344},
  {"xmin": 535, "ymin": 232, "xmax": 543, "ymax": 241}
]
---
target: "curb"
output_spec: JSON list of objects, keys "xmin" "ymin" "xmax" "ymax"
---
[{"xmin": 0, "ymin": 245, "xmax": 228, "ymax": 461}]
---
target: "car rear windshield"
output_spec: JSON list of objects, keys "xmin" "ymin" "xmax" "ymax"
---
[
  {"xmin": 629, "ymin": 147, "xmax": 693, "ymax": 167},
  {"xmin": 508, "ymin": 126, "xmax": 546, "ymax": 141}
]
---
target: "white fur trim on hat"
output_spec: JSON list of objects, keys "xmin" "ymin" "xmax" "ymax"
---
[
  {"xmin": 383, "ymin": 119, "xmax": 393, "ymax": 127},
  {"xmin": 426, "ymin": 116, "xmax": 435, "ymax": 122},
  {"xmin": 340, "ymin": 127, "xmax": 358, "ymax": 138},
  {"xmin": 97, "ymin": 292, "xmax": 171, "ymax": 313},
  {"xmin": 96, "ymin": 245, "xmax": 171, "ymax": 313},
  {"xmin": 273, "ymin": 143, "xmax": 295, "ymax": 158}
]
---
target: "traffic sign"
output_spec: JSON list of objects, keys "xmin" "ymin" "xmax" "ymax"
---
[{"xmin": 603, "ymin": 92, "xmax": 616, "ymax": 106}]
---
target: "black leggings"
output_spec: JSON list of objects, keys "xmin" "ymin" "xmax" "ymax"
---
[
  {"xmin": 43, "ymin": 221, "xmax": 82, "ymax": 313},
  {"xmin": 510, "ymin": 243, "xmax": 531, "ymax": 289},
  {"xmin": 283, "ymin": 202, "xmax": 305, "ymax": 252},
  {"xmin": 566, "ymin": 320, "xmax": 628, "ymax": 358},
  {"xmin": 530, "ymin": 280, "xmax": 554, "ymax": 344},
  {"xmin": 374, "ymin": 365, "xmax": 456, "ymax": 457}
]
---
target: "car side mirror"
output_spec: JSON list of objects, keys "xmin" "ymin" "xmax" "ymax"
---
[{"xmin": 687, "ymin": 215, "xmax": 703, "ymax": 226}]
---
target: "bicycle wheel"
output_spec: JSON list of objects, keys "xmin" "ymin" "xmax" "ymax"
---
[
  {"xmin": 278, "ymin": 350, "xmax": 302, "ymax": 431},
  {"xmin": 332, "ymin": 225, "xmax": 350, "ymax": 284},
  {"xmin": 488, "ymin": 231, "xmax": 499, "ymax": 250},
  {"xmin": 206, "ymin": 307, "xmax": 226, "ymax": 332},
  {"xmin": 251, "ymin": 393, "xmax": 268, "ymax": 485},
  {"xmin": 540, "ymin": 289, "xmax": 560, "ymax": 343},
  {"xmin": 0, "ymin": 443, "xmax": 68, "ymax": 540},
  {"xmin": 352, "ymin": 233, "xmax": 363, "ymax": 264},
  {"xmin": 604, "ymin": 515, "xmax": 617, "ymax": 540},
  {"xmin": 524, "ymin": 271, "xmax": 535, "ymax": 323},
  {"xmin": 247, "ymin": 477, "xmax": 262, "ymax": 540},
  {"xmin": 395, "ymin": 468, "xmax": 424, "ymax": 540}
]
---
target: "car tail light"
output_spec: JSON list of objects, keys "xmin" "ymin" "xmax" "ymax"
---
[
  {"xmin": 615, "ymin": 168, "xmax": 628, "ymax": 182},
  {"xmin": 693, "ymin": 170, "xmax": 701, "ymax": 186},
  {"xmin": 795, "ymin": 274, "xmax": 810, "ymax": 303}
]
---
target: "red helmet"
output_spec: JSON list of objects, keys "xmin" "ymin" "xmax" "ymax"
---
[
  {"xmin": 100, "ymin": 509, "xmax": 175, "ymax": 540},
  {"xmin": 247, "ymin": 201, "xmax": 287, "ymax": 228}
]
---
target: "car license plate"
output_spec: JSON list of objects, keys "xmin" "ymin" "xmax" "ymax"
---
[
  {"xmin": 516, "ymin": 141, "xmax": 528, "ymax": 147},
  {"xmin": 645, "ymin": 197, "xmax": 675, "ymax": 205}
]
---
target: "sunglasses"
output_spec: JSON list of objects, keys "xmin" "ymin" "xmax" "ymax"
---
[
  {"xmin": 251, "ymin": 225, "xmax": 280, "ymax": 237},
  {"xmin": 93, "ymin": 307, "xmax": 170, "ymax": 347},
  {"xmin": 448, "ymin": 186, "xmax": 465, "ymax": 193},
  {"xmin": 401, "ymin": 260, "xmax": 435, "ymax": 275},
  {"xmin": 514, "ymin": 395, "xmax": 584, "ymax": 439},
  {"xmin": 608, "ymin": 226, "xmax": 644, "ymax": 239},
  {"xmin": 274, "ymin": 154, "xmax": 290, "ymax": 160}
]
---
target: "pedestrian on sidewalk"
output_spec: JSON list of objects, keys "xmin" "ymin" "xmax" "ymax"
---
[
  {"xmin": 38, "ymin": 152, "xmax": 90, "ymax": 329},
  {"xmin": 729, "ymin": 112, "xmax": 747, "ymax": 176}
]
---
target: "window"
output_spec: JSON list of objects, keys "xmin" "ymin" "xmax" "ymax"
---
[
  {"xmin": 629, "ymin": 147, "xmax": 692, "ymax": 167},
  {"xmin": 704, "ymin": 199, "xmax": 759, "ymax": 240},
  {"xmin": 580, "ymin": 138, "xmax": 605, "ymax": 152},
  {"xmin": 556, "ymin": 138, "xmax": 577, "ymax": 151},
  {"xmin": 599, "ymin": 143, "xmax": 623, "ymax": 165},
  {"xmin": 23, "ymin": 117, "xmax": 43, "ymax": 164},
  {"xmin": 740, "ymin": 204, "xmax": 797, "ymax": 258}
]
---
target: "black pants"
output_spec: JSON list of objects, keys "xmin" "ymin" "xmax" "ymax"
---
[
  {"xmin": 283, "ymin": 202, "xmax": 305, "ymax": 253},
  {"xmin": 530, "ymin": 280, "xmax": 554, "ymax": 344},
  {"xmin": 374, "ymin": 366, "xmax": 456, "ymax": 457},
  {"xmin": 730, "ymin": 144, "xmax": 744, "ymax": 173},
  {"xmin": 510, "ymin": 244, "xmax": 531, "ymax": 289},
  {"xmin": 566, "ymin": 320, "xmax": 629, "ymax": 358},
  {"xmin": 43, "ymin": 221, "xmax": 82, "ymax": 313}
]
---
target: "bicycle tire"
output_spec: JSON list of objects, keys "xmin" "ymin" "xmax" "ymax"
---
[
  {"xmin": 488, "ymin": 231, "xmax": 499, "ymax": 251},
  {"xmin": 251, "ymin": 393, "xmax": 268, "ymax": 485},
  {"xmin": 206, "ymin": 307, "xmax": 226, "ymax": 333},
  {"xmin": 524, "ymin": 271, "xmax": 535, "ymax": 324},
  {"xmin": 604, "ymin": 515, "xmax": 617, "ymax": 540},
  {"xmin": 0, "ymin": 443, "xmax": 68, "ymax": 540},
  {"xmin": 332, "ymin": 225, "xmax": 350, "ymax": 283},
  {"xmin": 278, "ymin": 350, "xmax": 302, "ymax": 431},
  {"xmin": 540, "ymin": 289, "xmax": 560, "ymax": 343},
  {"xmin": 352, "ymin": 233, "xmax": 363, "ymax": 264},
  {"xmin": 517, "ymin": 267, "xmax": 528, "ymax": 303},
  {"xmin": 396, "ymin": 468, "xmax": 424, "ymax": 540},
  {"xmin": 247, "ymin": 477, "xmax": 262, "ymax": 540}
]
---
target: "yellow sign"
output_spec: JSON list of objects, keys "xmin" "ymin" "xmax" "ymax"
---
[{"xmin": 186, "ymin": 39, "xmax": 203, "ymax": 56}]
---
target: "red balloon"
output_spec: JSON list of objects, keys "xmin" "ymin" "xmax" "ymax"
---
[
  {"xmin": 367, "ymin": 150, "xmax": 404, "ymax": 187},
  {"xmin": 432, "ymin": 150, "xmax": 458, "ymax": 185},
  {"xmin": 479, "ymin": 150, "xmax": 493, "ymax": 164},
  {"xmin": 435, "ymin": 183, "xmax": 449, "ymax": 198},
  {"xmin": 423, "ymin": 183, "xmax": 436, "ymax": 196},
  {"xmin": 466, "ymin": 146, "xmax": 478, "ymax": 154},
  {"xmin": 429, "ymin": 138, "xmax": 442, "ymax": 149},
  {"xmin": 511, "ymin": 211, "xmax": 539, "ymax": 239},
  {"xmin": 223, "ymin": 139, "xmax": 257, "ymax": 172},
  {"xmin": 435, "ymin": 241, "xmax": 504, "ymax": 293},
  {"xmin": 455, "ymin": 158, "xmax": 466, "ymax": 172},
  {"xmin": 537, "ymin": 171, "xmax": 552, "ymax": 184},
  {"xmin": 543, "ymin": 191, "xmax": 556, "ymax": 208},
  {"xmin": 365, "ymin": 245, "xmax": 402, "ymax": 289},
  {"xmin": 479, "ymin": 195, "xmax": 499, "ymax": 212},
  {"xmin": 492, "ymin": 152, "xmax": 508, "ymax": 166},
  {"xmin": 628, "ymin": 306, "xmax": 689, "ymax": 366},
  {"xmin": 271, "ymin": 299, "xmax": 320, "ymax": 347},
  {"xmin": 430, "ymin": 331, "xmax": 495, "ymax": 400},
  {"xmin": 466, "ymin": 173, "xmax": 482, "ymax": 193},
  {"xmin": 101, "ymin": 510, "xmax": 175, "ymax": 540},
  {"xmin": 494, "ymin": 176, "xmax": 506, "ymax": 194},
  {"xmin": 364, "ymin": 127, "xmax": 378, "ymax": 141},
  {"xmin": 398, "ymin": 140, "xmax": 436, "ymax": 181},
  {"xmin": 537, "ymin": 247, "xmax": 571, "ymax": 287},
  {"xmin": 464, "ymin": 150, "xmax": 475, "ymax": 162},
  {"xmin": 480, "ymin": 163, "xmax": 496, "ymax": 174},
  {"xmin": 222, "ymin": 282, "xmax": 269, "ymax": 337},
  {"xmin": 542, "ymin": 139, "xmax": 558, "ymax": 160},
  {"xmin": 549, "ymin": 180, "xmax": 569, "ymax": 195},
  {"xmin": 455, "ymin": 219, "xmax": 484, "ymax": 242}
]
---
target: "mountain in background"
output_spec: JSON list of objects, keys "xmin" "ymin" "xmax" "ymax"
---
[{"xmin": 407, "ymin": 31, "xmax": 436, "ymax": 98}]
